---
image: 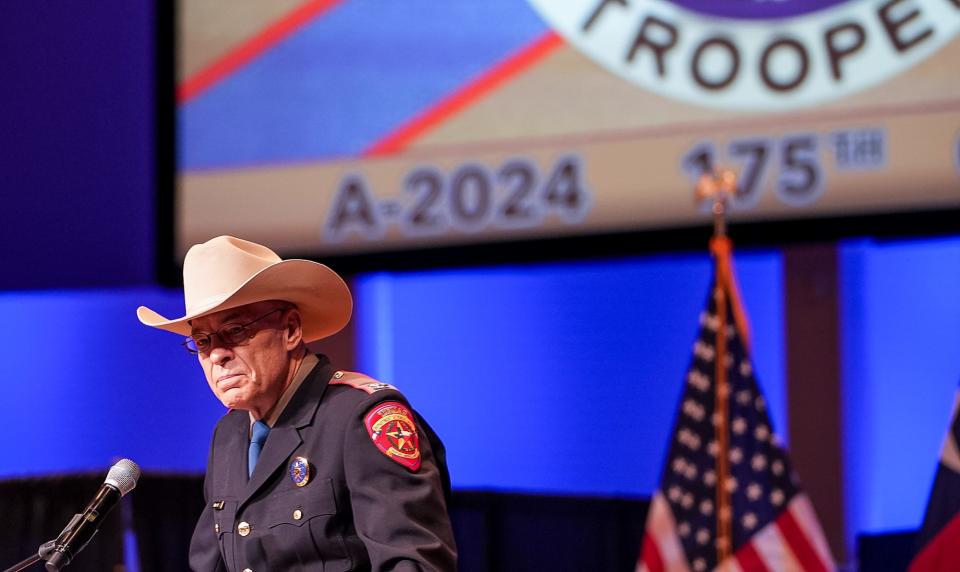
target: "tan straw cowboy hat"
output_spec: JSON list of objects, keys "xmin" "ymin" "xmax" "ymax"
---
[{"xmin": 137, "ymin": 236, "xmax": 352, "ymax": 342}]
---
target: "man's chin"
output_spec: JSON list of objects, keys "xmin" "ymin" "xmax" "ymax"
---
[{"xmin": 219, "ymin": 391, "xmax": 250, "ymax": 411}]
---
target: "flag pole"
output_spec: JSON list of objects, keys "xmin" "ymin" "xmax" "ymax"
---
[{"xmin": 696, "ymin": 169, "xmax": 738, "ymax": 566}]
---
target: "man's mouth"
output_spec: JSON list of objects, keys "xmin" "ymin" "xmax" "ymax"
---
[{"xmin": 216, "ymin": 373, "xmax": 242, "ymax": 389}]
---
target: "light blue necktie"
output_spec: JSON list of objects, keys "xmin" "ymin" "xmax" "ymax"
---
[{"xmin": 248, "ymin": 420, "xmax": 270, "ymax": 477}]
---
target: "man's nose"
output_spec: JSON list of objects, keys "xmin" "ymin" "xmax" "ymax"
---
[{"xmin": 207, "ymin": 340, "xmax": 233, "ymax": 364}]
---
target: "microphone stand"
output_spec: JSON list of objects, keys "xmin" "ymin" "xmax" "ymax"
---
[
  {"xmin": 4, "ymin": 459, "xmax": 138, "ymax": 572},
  {"xmin": 3, "ymin": 540, "xmax": 55, "ymax": 572},
  {"xmin": 4, "ymin": 512, "xmax": 84, "ymax": 572},
  {"xmin": 3, "ymin": 553, "xmax": 41, "ymax": 572}
]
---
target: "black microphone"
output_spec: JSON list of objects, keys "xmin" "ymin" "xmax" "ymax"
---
[{"xmin": 44, "ymin": 459, "xmax": 140, "ymax": 572}]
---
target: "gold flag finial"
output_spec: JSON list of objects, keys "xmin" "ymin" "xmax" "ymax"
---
[{"xmin": 695, "ymin": 168, "xmax": 737, "ymax": 239}]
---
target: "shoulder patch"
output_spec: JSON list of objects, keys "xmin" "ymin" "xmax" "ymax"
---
[
  {"xmin": 364, "ymin": 401, "xmax": 421, "ymax": 472},
  {"xmin": 330, "ymin": 370, "xmax": 396, "ymax": 394}
]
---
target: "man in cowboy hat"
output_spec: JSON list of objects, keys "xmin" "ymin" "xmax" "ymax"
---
[{"xmin": 138, "ymin": 235, "xmax": 456, "ymax": 571}]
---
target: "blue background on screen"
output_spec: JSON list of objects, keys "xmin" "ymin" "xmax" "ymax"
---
[{"xmin": 180, "ymin": 0, "xmax": 548, "ymax": 169}]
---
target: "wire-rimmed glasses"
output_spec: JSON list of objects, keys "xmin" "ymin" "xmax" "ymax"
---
[{"xmin": 182, "ymin": 308, "xmax": 284, "ymax": 355}]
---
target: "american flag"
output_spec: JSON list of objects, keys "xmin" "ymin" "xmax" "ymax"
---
[{"xmin": 637, "ymin": 273, "xmax": 835, "ymax": 572}]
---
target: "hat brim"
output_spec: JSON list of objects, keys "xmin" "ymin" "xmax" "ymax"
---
[{"xmin": 137, "ymin": 259, "xmax": 352, "ymax": 343}]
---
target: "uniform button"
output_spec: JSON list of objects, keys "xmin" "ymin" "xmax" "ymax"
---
[
  {"xmin": 214, "ymin": 523, "xmax": 220, "ymax": 534},
  {"xmin": 333, "ymin": 371, "xmax": 344, "ymax": 379},
  {"xmin": 242, "ymin": 569, "xmax": 253, "ymax": 572},
  {"xmin": 237, "ymin": 521, "xmax": 251, "ymax": 536},
  {"xmin": 293, "ymin": 509, "xmax": 302, "ymax": 520}
]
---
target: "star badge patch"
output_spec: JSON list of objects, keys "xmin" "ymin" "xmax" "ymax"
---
[{"xmin": 364, "ymin": 401, "xmax": 421, "ymax": 471}]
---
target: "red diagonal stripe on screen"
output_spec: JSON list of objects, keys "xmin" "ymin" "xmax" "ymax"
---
[
  {"xmin": 177, "ymin": 0, "xmax": 345, "ymax": 104},
  {"xmin": 362, "ymin": 31, "xmax": 563, "ymax": 158}
]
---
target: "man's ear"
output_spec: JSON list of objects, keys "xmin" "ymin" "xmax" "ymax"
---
[{"xmin": 283, "ymin": 308, "xmax": 304, "ymax": 350}]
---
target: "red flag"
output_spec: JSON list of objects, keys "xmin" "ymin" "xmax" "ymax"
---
[{"xmin": 909, "ymin": 389, "xmax": 960, "ymax": 571}]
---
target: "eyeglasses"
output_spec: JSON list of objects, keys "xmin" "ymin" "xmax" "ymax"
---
[{"xmin": 182, "ymin": 308, "xmax": 285, "ymax": 355}]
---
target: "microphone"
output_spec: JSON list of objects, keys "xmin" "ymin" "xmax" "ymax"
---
[{"xmin": 44, "ymin": 459, "xmax": 140, "ymax": 572}]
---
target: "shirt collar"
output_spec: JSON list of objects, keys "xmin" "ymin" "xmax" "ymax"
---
[{"xmin": 249, "ymin": 353, "xmax": 319, "ymax": 429}]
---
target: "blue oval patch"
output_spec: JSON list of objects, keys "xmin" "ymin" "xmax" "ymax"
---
[{"xmin": 289, "ymin": 456, "xmax": 311, "ymax": 487}]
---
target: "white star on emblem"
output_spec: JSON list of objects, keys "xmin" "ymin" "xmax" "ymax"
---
[
  {"xmin": 681, "ymin": 493, "xmax": 694, "ymax": 510},
  {"xmin": 696, "ymin": 529, "xmax": 710, "ymax": 545},
  {"xmin": 699, "ymin": 499, "xmax": 714, "ymax": 515},
  {"xmin": 742, "ymin": 512, "xmax": 758, "ymax": 530},
  {"xmin": 678, "ymin": 522, "xmax": 691, "ymax": 537},
  {"xmin": 668, "ymin": 486, "xmax": 682, "ymax": 502},
  {"xmin": 683, "ymin": 400, "xmax": 706, "ymax": 422},
  {"xmin": 688, "ymin": 371, "xmax": 710, "ymax": 391},
  {"xmin": 677, "ymin": 429, "xmax": 702, "ymax": 451},
  {"xmin": 732, "ymin": 417, "xmax": 747, "ymax": 435},
  {"xmin": 736, "ymin": 390, "xmax": 752, "ymax": 405},
  {"xmin": 693, "ymin": 558, "xmax": 707, "ymax": 572},
  {"xmin": 684, "ymin": 465, "xmax": 698, "ymax": 480},
  {"xmin": 730, "ymin": 447, "xmax": 743, "ymax": 464},
  {"xmin": 747, "ymin": 483, "xmax": 763, "ymax": 501},
  {"xmin": 700, "ymin": 312, "xmax": 719, "ymax": 331},
  {"xmin": 707, "ymin": 440, "xmax": 719, "ymax": 457},
  {"xmin": 755, "ymin": 425, "xmax": 770, "ymax": 441},
  {"xmin": 725, "ymin": 476, "xmax": 738, "ymax": 493},
  {"xmin": 673, "ymin": 458, "xmax": 686, "ymax": 474},
  {"xmin": 694, "ymin": 341, "xmax": 715, "ymax": 362},
  {"xmin": 751, "ymin": 454, "xmax": 767, "ymax": 472},
  {"xmin": 740, "ymin": 361, "xmax": 753, "ymax": 376},
  {"xmin": 703, "ymin": 470, "xmax": 717, "ymax": 486},
  {"xmin": 772, "ymin": 460, "xmax": 784, "ymax": 476},
  {"xmin": 771, "ymin": 489, "xmax": 785, "ymax": 506},
  {"xmin": 755, "ymin": 396, "xmax": 766, "ymax": 411}
]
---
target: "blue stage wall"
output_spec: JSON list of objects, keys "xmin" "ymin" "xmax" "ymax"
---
[
  {"xmin": 353, "ymin": 251, "xmax": 787, "ymax": 496},
  {"xmin": 840, "ymin": 237, "xmax": 960, "ymax": 541},
  {"xmin": 0, "ymin": 288, "xmax": 222, "ymax": 477}
]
